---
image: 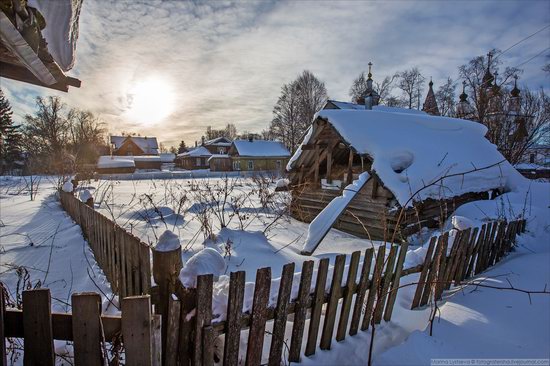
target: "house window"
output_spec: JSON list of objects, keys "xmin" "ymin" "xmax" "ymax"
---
[
  {"xmin": 218, "ymin": 147, "xmax": 226, "ymax": 154},
  {"xmin": 196, "ymin": 158, "xmax": 201, "ymax": 166},
  {"xmin": 233, "ymin": 160, "xmax": 241, "ymax": 170},
  {"xmin": 276, "ymin": 160, "xmax": 281, "ymax": 170},
  {"xmin": 248, "ymin": 160, "xmax": 254, "ymax": 170}
]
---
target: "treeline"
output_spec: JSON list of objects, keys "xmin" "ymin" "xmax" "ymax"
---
[
  {"xmin": 267, "ymin": 52, "xmax": 549, "ymax": 163},
  {"xmin": 0, "ymin": 93, "xmax": 108, "ymax": 174}
]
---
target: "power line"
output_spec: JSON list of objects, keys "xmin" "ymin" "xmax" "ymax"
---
[
  {"xmin": 494, "ymin": 24, "xmax": 550, "ymax": 61},
  {"xmin": 513, "ymin": 46, "xmax": 550, "ymax": 69}
]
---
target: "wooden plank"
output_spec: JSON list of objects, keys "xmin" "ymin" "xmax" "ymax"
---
[
  {"xmin": 117, "ymin": 227, "xmax": 128, "ymax": 298},
  {"xmin": 421, "ymin": 235, "xmax": 444, "ymax": 306},
  {"xmin": 411, "ymin": 237, "xmax": 436, "ymax": 309},
  {"xmin": 336, "ymin": 251, "xmax": 360, "ymax": 341},
  {"xmin": 384, "ymin": 242, "xmax": 409, "ymax": 321},
  {"xmin": 23, "ymin": 289, "xmax": 55, "ymax": 366},
  {"xmin": 141, "ymin": 243, "xmax": 152, "ymax": 294},
  {"xmin": 488, "ymin": 222, "xmax": 505, "ymax": 268},
  {"xmin": 305, "ymin": 258, "xmax": 329, "ymax": 357},
  {"xmin": 326, "ymin": 144, "xmax": 333, "ymax": 184},
  {"xmin": 203, "ymin": 325, "xmax": 214, "ymax": 366},
  {"xmin": 349, "ymin": 248, "xmax": 374, "ymax": 335},
  {"xmin": 72, "ymin": 293, "xmax": 102, "ymax": 366},
  {"xmin": 223, "ymin": 271, "xmax": 245, "ymax": 366},
  {"xmin": 475, "ymin": 223, "xmax": 491, "ymax": 274},
  {"xmin": 320, "ymin": 254, "xmax": 346, "ymax": 350},
  {"xmin": 195, "ymin": 274, "xmax": 214, "ymax": 366},
  {"xmin": 434, "ymin": 233, "xmax": 449, "ymax": 301},
  {"xmin": 165, "ymin": 295, "xmax": 181, "ymax": 366},
  {"xmin": 314, "ymin": 145, "xmax": 320, "ymax": 186},
  {"xmin": 347, "ymin": 150, "xmax": 354, "ymax": 185},
  {"xmin": 151, "ymin": 314, "xmax": 162, "ymax": 366},
  {"xmin": 1, "ymin": 284, "xmax": 6, "ymax": 366},
  {"xmin": 361, "ymin": 245, "xmax": 385, "ymax": 330},
  {"xmin": 121, "ymin": 295, "xmax": 152, "ymax": 366},
  {"xmin": 268, "ymin": 263, "xmax": 295, "ymax": 366},
  {"xmin": 451, "ymin": 228, "xmax": 472, "ymax": 285},
  {"xmin": 467, "ymin": 225, "xmax": 486, "ymax": 277},
  {"xmin": 131, "ymin": 236, "xmax": 141, "ymax": 296},
  {"xmin": 373, "ymin": 245, "xmax": 398, "ymax": 324},
  {"xmin": 442, "ymin": 230, "xmax": 463, "ymax": 291},
  {"xmin": 246, "ymin": 267, "xmax": 271, "ymax": 366},
  {"xmin": 458, "ymin": 227, "xmax": 479, "ymax": 282},
  {"xmin": 289, "ymin": 260, "xmax": 314, "ymax": 361}
]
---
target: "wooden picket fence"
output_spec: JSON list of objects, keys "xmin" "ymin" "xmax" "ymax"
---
[
  {"xmin": 0, "ymin": 287, "xmax": 160, "ymax": 366},
  {"xmin": 59, "ymin": 190, "xmax": 152, "ymax": 298},
  {"xmin": 155, "ymin": 219, "xmax": 525, "ymax": 366}
]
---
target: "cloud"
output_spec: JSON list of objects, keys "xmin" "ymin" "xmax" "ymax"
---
[{"xmin": 1, "ymin": 0, "xmax": 548, "ymax": 147}]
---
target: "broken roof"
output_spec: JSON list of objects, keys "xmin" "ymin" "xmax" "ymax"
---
[
  {"xmin": 289, "ymin": 108, "xmax": 520, "ymax": 207},
  {"xmin": 231, "ymin": 140, "xmax": 291, "ymax": 158}
]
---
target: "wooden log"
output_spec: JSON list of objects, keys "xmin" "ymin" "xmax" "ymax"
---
[
  {"xmin": 373, "ymin": 245, "xmax": 398, "ymax": 324},
  {"xmin": 349, "ymin": 248, "xmax": 374, "ymax": 335},
  {"xmin": 121, "ymin": 295, "xmax": 153, "ymax": 366},
  {"xmin": 289, "ymin": 260, "xmax": 314, "ymax": 361},
  {"xmin": 347, "ymin": 149, "xmax": 354, "ymax": 185},
  {"xmin": 72, "ymin": 292, "xmax": 102, "ymax": 366},
  {"xmin": 384, "ymin": 242, "xmax": 409, "ymax": 321},
  {"xmin": 320, "ymin": 254, "xmax": 345, "ymax": 350},
  {"xmin": 361, "ymin": 245, "xmax": 385, "ymax": 330},
  {"xmin": 23, "ymin": 289, "xmax": 55, "ymax": 366},
  {"xmin": 195, "ymin": 274, "xmax": 214, "ymax": 366},
  {"xmin": 336, "ymin": 251, "xmax": 360, "ymax": 341},
  {"xmin": 246, "ymin": 267, "xmax": 271, "ymax": 366},
  {"xmin": 165, "ymin": 295, "xmax": 181, "ymax": 366},
  {"xmin": 268, "ymin": 263, "xmax": 295, "ymax": 366},
  {"xmin": 223, "ymin": 271, "xmax": 245, "ymax": 366},
  {"xmin": 305, "ymin": 258, "xmax": 329, "ymax": 357},
  {"xmin": 410, "ymin": 237, "xmax": 436, "ymax": 309}
]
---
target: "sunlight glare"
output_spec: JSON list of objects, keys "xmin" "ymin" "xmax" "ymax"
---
[{"xmin": 124, "ymin": 76, "xmax": 175, "ymax": 125}]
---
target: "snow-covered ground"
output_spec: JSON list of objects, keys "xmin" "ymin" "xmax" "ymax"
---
[{"xmin": 1, "ymin": 172, "xmax": 549, "ymax": 364}]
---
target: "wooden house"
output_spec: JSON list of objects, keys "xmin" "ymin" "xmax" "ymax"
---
[
  {"xmin": 110, "ymin": 136, "xmax": 159, "ymax": 156},
  {"xmin": 228, "ymin": 139, "xmax": 291, "ymax": 173},
  {"xmin": 0, "ymin": 1, "xmax": 82, "ymax": 92},
  {"xmin": 175, "ymin": 146, "xmax": 212, "ymax": 170},
  {"xmin": 208, "ymin": 154, "xmax": 231, "ymax": 171},
  {"xmin": 202, "ymin": 137, "xmax": 233, "ymax": 154},
  {"xmin": 96, "ymin": 156, "xmax": 136, "ymax": 174},
  {"xmin": 288, "ymin": 102, "xmax": 518, "ymax": 247}
]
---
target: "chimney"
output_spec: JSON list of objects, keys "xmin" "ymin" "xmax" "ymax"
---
[
  {"xmin": 201, "ymin": 136, "xmax": 205, "ymax": 145},
  {"xmin": 195, "ymin": 140, "xmax": 197, "ymax": 147}
]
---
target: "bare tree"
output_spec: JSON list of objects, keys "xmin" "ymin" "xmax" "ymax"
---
[
  {"xmin": 67, "ymin": 109, "xmax": 107, "ymax": 165},
  {"xmin": 436, "ymin": 77, "xmax": 457, "ymax": 116},
  {"xmin": 397, "ymin": 67, "xmax": 426, "ymax": 109},
  {"xmin": 270, "ymin": 70, "xmax": 327, "ymax": 153},
  {"xmin": 349, "ymin": 72, "xmax": 398, "ymax": 105}
]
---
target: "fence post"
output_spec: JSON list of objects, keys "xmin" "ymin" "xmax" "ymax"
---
[
  {"xmin": 1, "ymin": 284, "xmax": 6, "ymax": 366},
  {"xmin": 22, "ymin": 289, "xmax": 55, "ymax": 366},
  {"xmin": 152, "ymin": 244, "xmax": 183, "ymax": 363}
]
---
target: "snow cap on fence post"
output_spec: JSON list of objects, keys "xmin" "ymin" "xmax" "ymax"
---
[
  {"xmin": 152, "ymin": 230, "xmax": 183, "ymax": 363},
  {"xmin": 62, "ymin": 181, "xmax": 73, "ymax": 194},
  {"xmin": 79, "ymin": 189, "xmax": 94, "ymax": 208}
]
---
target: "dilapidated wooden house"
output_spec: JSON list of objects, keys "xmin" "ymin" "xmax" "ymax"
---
[{"xmin": 288, "ymin": 102, "xmax": 517, "ymax": 250}]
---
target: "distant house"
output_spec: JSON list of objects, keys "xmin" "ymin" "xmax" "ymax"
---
[
  {"xmin": 110, "ymin": 136, "xmax": 159, "ymax": 156},
  {"xmin": 175, "ymin": 146, "xmax": 212, "ymax": 170},
  {"xmin": 516, "ymin": 144, "xmax": 550, "ymax": 179},
  {"xmin": 202, "ymin": 137, "xmax": 233, "ymax": 154},
  {"xmin": 96, "ymin": 156, "xmax": 136, "ymax": 174},
  {"xmin": 287, "ymin": 102, "xmax": 520, "ymax": 246},
  {"xmin": 228, "ymin": 139, "xmax": 291, "ymax": 173},
  {"xmin": 208, "ymin": 154, "xmax": 232, "ymax": 171}
]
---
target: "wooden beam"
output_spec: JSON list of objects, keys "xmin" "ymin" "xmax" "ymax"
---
[
  {"xmin": 314, "ymin": 145, "xmax": 320, "ymax": 187},
  {"xmin": 301, "ymin": 143, "xmax": 328, "ymax": 151},
  {"xmin": 347, "ymin": 149, "xmax": 354, "ymax": 185},
  {"xmin": 371, "ymin": 177, "xmax": 379, "ymax": 198},
  {"xmin": 326, "ymin": 144, "xmax": 333, "ymax": 184}
]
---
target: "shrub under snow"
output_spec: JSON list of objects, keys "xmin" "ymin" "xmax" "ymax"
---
[{"xmin": 179, "ymin": 247, "xmax": 226, "ymax": 288}]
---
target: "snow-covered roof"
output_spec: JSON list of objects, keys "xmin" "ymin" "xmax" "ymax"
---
[
  {"xmin": 179, "ymin": 146, "xmax": 212, "ymax": 157},
  {"xmin": 204, "ymin": 137, "xmax": 232, "ymax": 146},
  {"xmin": 133, "ymin": 156, "xmax": 161, "ymax": 162},
  {"xmin": 160, "ymin": 153, "xmax": 176, "ymax": 163},
  {"xmin": 231, "ymin": 140, "xmax": 291, "ymax": 157},
  {"xmin": 289, "ymin": 108, "xmax": 519, "ymax": 207},
  {"xmin": 28, "ymin": 0, "xmax": 83, "ymax": 71},
  {"xmin": 326, "ymin": 100, "xmax": 428, "ymax": 115},
  {"xmin": 208, "ymin": 154, "xmax": 230, "ymax": 162},
  {"xmin": 97, "ymin": 156, "xmax": 135, "ymax": 169},
  {"xmin": 110, "ymin": 136, "xmax": 159, "ymax": 154}
]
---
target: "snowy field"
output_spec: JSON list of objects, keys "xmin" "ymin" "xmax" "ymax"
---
[{"xmin": 1, "ymin": 173, "xmax": 549, "ymax": 364}]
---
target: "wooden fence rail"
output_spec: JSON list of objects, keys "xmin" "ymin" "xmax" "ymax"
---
[
  {"xmin": 157, "ymin": 219, "xmax": 524, "ymax": 366},
  {"xmin": 59, "ymin": 191, "xmax": 152, "ymax": 298},
  {"xmin": 1, "ymin": 287, "xmax": 160, "ymax": 365}
]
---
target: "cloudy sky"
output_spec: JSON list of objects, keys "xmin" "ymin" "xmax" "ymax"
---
[{"xmin": 2, "ymin": 0, "xmax": 549, "ymax": 148}]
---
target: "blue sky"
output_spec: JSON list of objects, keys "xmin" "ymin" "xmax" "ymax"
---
[{"xmin": 1, "ymin": 0, "xmax": 549, "ymax": 147}]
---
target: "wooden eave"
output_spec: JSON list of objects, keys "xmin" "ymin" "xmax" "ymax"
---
[{"xmin": 0, "ymin": 11, "xmax": 80, "ymax": 92}]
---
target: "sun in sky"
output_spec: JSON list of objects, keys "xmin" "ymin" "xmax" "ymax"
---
[{"xmin": 123, "ymin": 75, "xmax": 175, "ymax": 125}]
